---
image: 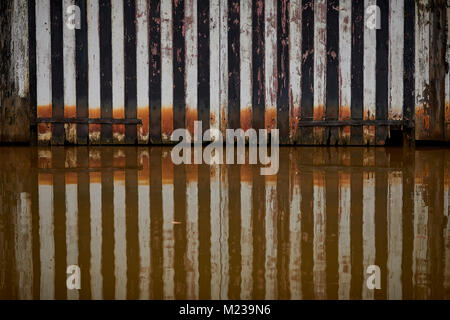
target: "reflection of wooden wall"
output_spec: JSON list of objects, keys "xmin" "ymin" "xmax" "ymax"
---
[{"xmin": 1, "ymin": 0, "xmax": 445, "ymax": 145}]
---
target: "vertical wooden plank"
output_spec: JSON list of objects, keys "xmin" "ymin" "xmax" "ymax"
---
[
  {"xmin": 210, "ymin": 0, "xmax": 221, "ymax": 133},
  {"xmin": 186, "ymin": 0, "xmax": 198, "ymax": 136},
  {"xmin": 87, "ymin": 0, "xmax": 101, "ymax": 144},
  {"xmin": 364, "ymin": 0, "xmax": 376, "ymax": 145},
  {"xmin": 252, "ymin": 0, "xmax": 265, "ymax": 131},
  {"xmin": 137, "ymin": 149, "xmax": 150, "ymax": 299},
  {"xmin": 265, "ymin": 176, "xmax": 277, "ymax": 299},
  {"xmin": 338, "ymin": 0, "xmax": 351, "ymax": 144},
  {"xmin": 240, "ymin": 164, "xmax": 253, "ymax": 299},
  {"xmin": 228, "ymin": 164, "xmax": 241, "ymax": 300},
  {"xmin": 124, "ymin": 0, "xmax": 137, "ymax": 144},
  {"xmin": 198, "ymin": 163, "xmax": 211, "ymax": 299},
  {"xmin": 289, "ymin": 153, "xmax": 302, "ymax": 299},
  {"xmin": 65, "ymin": 172, "xmax": 79, "ymax": 300},
  {"xmin": 313, "ymin": 0, "xmax": 326, "ymax": 144},
  {"xmin": 186, "ymin": 165, "xmax": 199, "ymax": 299},
  {"xmin": 446, "ymin": 4, "xmax": 450, "ymax": 140},
  {"xmin": 389, "ymin": 0, "xmax": 404, "ymax": 121},
  {"xmin": 28, "ymin": 0, "xmax": 37, "ymax": 144},
  {"xmin": 75, "ymin": 0, "xmax": 88, "ymax": 145},
  {"xmin": 174, "ymin": 164, "xmax": 187, "ymax": 300},
  {"xmin": 51, "ymin": 0, "xmax": 65, "ymax": 145},
  {"xmin": 198, "ymin": 1, "xmax": 210, "ymax": 134},
  {"xmin": 162, "ymin": 152, "xmax": 174, "ymax": 299},
  {"xmin": 111, "ymin": 0, "xmax": 125, "ymax": 143},
  {"xmin": 99, "ymin": 0, "xmax": 113, "ymax": 144},
  {"xmin": 387, "ymin": 171, "xmax": 403, "ymax": 300},
  {"xmin": 125, "ymin": 149, "xmax": 139, "ymax": 299},
  {"xmin": 403, "ymin": 0, "xmax": 415, "ymax": 129},
  {"xmin": 89, "ymin": 171, "xmax": 102, "ymax": 299},
  {"xmin": 325, "ymin": 0, "xmax": 339, "ymax": 145},
  {"xmin": 161, "ymin": 0, "xmax": 173, "ymax": 142},
  {"xmin": 289, "ymin": 0, "xmax": 301, "ymax": 143},
  {"xmin": 362, "ymin": 172, "xmax": 375, "ymax": 299},
  {"xmin": 149, "ymin": 0, "xmax": 162, "ymax": 144},
  {"xmin": 300, "ymin": 0, "xmax": 314, "ymax": 144},
  {"xmin": 220, "ymin": 166, "xmax": 229, "ymax": 299},
  {"xmin": 350, "ymin": 159, "xmax": 363, "ymax": 299},
  {"xmin": 351, "ymin": 0, "xmax": 364, "ymax": 145},
  {"xmin": 220, "ymin": 1, "xmax": 228, "ymax": 135},
  {"xmin": 240, "ymin": 0, "xmax": 252, "ymax": 132},
  {"xmin": 39, "ymin": 174, "xmax": 55, "ymax": 299},
  {"xmin": 265, "ymin": 0, "xmax": 277, "ymax": 132},
  {"xmin": 150, "ymin": 148, "xmax": 163, "ymax": 299},
  {"xmin": 325, "ymin": 171, "xmax": 339, "ymax": 299},
  {"xmin": 14, "ymin": 193, "xmax": 33, "ymax": 300},
  {"xmin": 36, "ymin": 0, "xmax": 52, "ymax": 144},
  {"xmin": 338, "ymin": 172, "xmax": 351, "ymax": 300},
  {"xmin": 313, "ymin": 171, "xmax": 326, "ymax": 299},
  {"xmin": 277, "ymin": 0, "xmax": 289, "ymax": 144},
  {"xmin": 228, "ymin": 0, "xmax": 240, "ymax": 130},
  {"xmin": 413, "ymin": 157, "xmax": 431, "ymax": 299},
  {"xmin": 210, "ymin": 165, "xmax": 221, "ymax": 299},
  {"xmin": 375, "ymin": 0, "xmax": 389, "ymax": 144},
  {"xmin": 136, "ymin": 0, "xmax": 149, "ymax": 144},
  {"xmin": 173, "ymin": 0, "xmax": 186, "ymax": 132},
  {"xmin": 63, "ymin": 0, "xmax": 77, "ymax": 144},
  {"xmin": 114, "ymin": 169, "xmax": 127, "ymax": 299}
]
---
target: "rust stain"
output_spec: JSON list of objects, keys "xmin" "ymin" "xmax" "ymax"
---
[
  {"xmin": 339, "ymin": 172, "xmax": 350, "ymax": 187},
  {"xmin": 313, "ymin": 171, "xmax": 325, "ymax": 188},
  {"xmin": 137, "ymin": 106, "xmax": 150, "ymax": 143},
  {"xmin": 240, "ymin": 164, "xmax": 252, "ymax": 183},
  {"xmin": 363, "ymin": 148, "xmax": 375, "ymax": 166},
  {"xmin": 241, "ymin": 107, "xmax": 252, "ymax": 132},
  {"xmin": 265, "ymin": 174, "xmax": 277, "ymax": 184},
  {"xmin": 221, "ymin": 105, "xmax": 228, "ymax": 135},
  {"xmin": 37, "ymin": 104, "xmax": 52, "ymax": 118},
  {"xmin": 89, "ymin": 149, "xmax": 101, "ymax": 168},
  {"xmin": 65, "ymin": 149, "xmax": 78, "ymax": 168},
  {"xmin": 38, "ymin": 173, "xmax": 53, "ymax": 186},
  {"xmin": 38, "ymin": 123, "xmax": 52, "ymax": 142},
  {"xmin": 89, "ymin": 172, "xmax": 102, "ymax": 184},
  {"xmin": 64, "ymin": 105, "xmax": 77, "ymax": 119},
  {"xmin": 186, "ymin": 107, "xmax": 198, "ymax": 137},
  {"xmin": 161, "ymin": 106, "xmax": 174, "ymax": 141},
  {"xmin": 339, "ymin": 105, "xmax": 351, "ymax": 120},
  {"xmin": 113, "ymin": 149, "xmax": 126, "ymax": 167},
  {"xmin": 65, "ymin": 172, "xmax": 78, "ymax": 185},
  {"xmin": 89, "ymin": 108, "xmax": 101, "ymax": 144},
  {"xmin": 113, "ymin": 125, "xmax": 126, "ymax": 143},
  {"xmin": 265, "ymin": 107, "xmax": 277, "ymax": 131},
  {"xmin": 363, "ymin": 126, "xmax": 376, "ymax": 145},
  {"xmin": 162, "ymin": 153, "xmax": 174, "ymax": 184},
  {"xmin": 38, "ymin": 150, "xmax": 52, "ymax": 169},
  {"xmin": 65, "ymin": 124, "xmax": 77, "ymax": 144},
  {"xmin": 186, "ymin": 164, "xmax": 198, "ymax": 183},
  {"xmin": 114, "ymin": 170, "xmax": 126, "ymax": 184}
]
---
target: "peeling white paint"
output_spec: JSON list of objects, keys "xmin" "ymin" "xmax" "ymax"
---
[{"xmin": 389, "ymin": 0, "xmax": 404, "ymax": 120}]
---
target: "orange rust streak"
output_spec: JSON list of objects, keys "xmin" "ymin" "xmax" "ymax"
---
[
  {"xmin": 265, "ymin": 174, "xmax": 277, "ymax": 184},
  {"xmin": 38, "ymin": 124, "xmax": 51, "ymax": 134},
  {"xmin": 90, "ymin": 172, "xmax": 102, "ymax": 184},
  {"xmin": 114, "ymin": 171, "xmax": 126, "ymax": 184},
  {"xmin": 38, "ymin": 104, "xmax": 52, "ymax": 118},
  {"xmin": 314, "ymin": 104, "xmax": 325, "ymax": 121},
  {"xmin": 113, "ymin": 124, "xmax": 125, "ymax": 135},
  {"xmin": 65, "ymin": 172, "xmax": 78, "ymax": 185},
  {"xmin": 113, "ymin": 150, "xmax": 126, "ymax": 167},
  {"xmin": 64, "ymin": 105, "xmax": 77, "ymax": 118},
  {"xmin": 339, "ymin": 105, "xmax": 351, "ymax": 120},
  {"xmin": 265, "ymin": 107, "xmax": 277, "ymax": 130},
  {"xmin": 339, "ymin": 172, "xmax": 351, "ymax": 187},
  {"xmin": 186, "ymin": 165, "xmax": 198, "ymax": 183},
  {"xmin": 313, "ymin": 171, "xmax": 325, "ymax": 187},
  {"xmin": 89, "ymin": 108, "xmax": 101, "ymax": 136},
  {"xmin": 241, "ymin": 107, "xmax": 252, "ymax": 132},
  {"xmin": 38, "ymin": 174, "xmax": 53, "ymax": 186},
  {"xmin": 240, "ymin": 164, "xmax": 252, "ymax": 183},
  {"xmin": 138, "ymin": 106, "xmax": 150, "ymax": 138},
  {"xmin": 162, "ymin": 155, "xmax": 174, "ymax": 185},
  {"xmin": 186, "ymin": 108, "xmax": 198, "ymax": 137},
  {"xmin": 113, "ymin": 108, "xmax": 125, "ymax": 119},
  {"xmin": 161, "ymin": 106, "xmax": 174, "ymax": 139}
]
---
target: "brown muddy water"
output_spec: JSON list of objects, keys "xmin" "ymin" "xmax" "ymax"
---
[{"xmin": 0, "ymin": 146, "xmax": 449, "ymax": 300}]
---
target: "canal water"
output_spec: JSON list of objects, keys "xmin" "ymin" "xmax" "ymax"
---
[{"xmin": 0, "ymin": 146, "xmax": 449, "ymax": 300}]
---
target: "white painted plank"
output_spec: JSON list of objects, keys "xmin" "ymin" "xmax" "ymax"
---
[
  {"xmin": 12, "ymin": 0, "xmax": 29, "ymax": 98},
  {"xmin": 138, "ymin": 155, "xmax": 150, "ymax": 300},
  {"xmin": 90, "ymin": 172, "xmax": 103, "ymax": 300},
  {"xmin": 161, "ymin": 0, "xmax": 174, "ymax": 141},
  {"xmin": 240, "ymin": 165, "xmax": 253, "ymax": 299},
  {"xmin": 186, "ymin": 166, "xmax": 199, "ymax": 300},
  {"xmin": 136, "ymin": 0, "xmax": 149, "ymax": 143},
  {"xmin": 65, "ymin": 173, "xmax": 79, "ymax": 300},
  {"xmin": 338, "ymin": 173, "xmax": 351, "ymax": 300},
  {"xmin": 289, "ymin": 169, "xmax": 302, "ymax": 299},
  {"xmin": 240, "ymin": 0, "xmax": 253, "ymax": 131},
  {"xmin": 114, "ymin": 171, "xmax": 127, "ymax": 300},
  {"xmin": 265, "ymin": 0, "xmax": 277, "ymax": 131},
  {"xmin": 387, "ymin": 171, "xmax": 403, "ymax": 300},
  {"xmin": 362, "ymin": 172, "xmax": 376, "ymax": 300},
  {"xmin": 210, "ymin": 0, "xmax": 220, "ymax": 132},
  {"xmin": 339, "ymin": 0, "xmax": 352, "ymax": 142},
  {"xmin": 265, "ymin": 177, "xmax": 278, "ymax": 299},
  {"xmin": 389, "ymin": 0, "xmax": 404, "ymax": 120},
  {"xmin": 39, "ymin": 174, "xmax": 55, "ymax": 300},
  {"xmin": 313, "ymin": 172, "xmax": 326, "ymax": 299},
  {"xmin": 219, "ymin": 2, "xmax": 228, "ymax": 135},
  {"xmin": 185, "ymin": 0, "xmax": 198, "ymax": 136},
  {"xmin": 289, "ymin": 0, "xmax": 302, "ymax": 141}
]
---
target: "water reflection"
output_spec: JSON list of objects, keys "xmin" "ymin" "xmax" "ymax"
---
[{"xmin": 0, "ymin": 146, "xmax": 449, "ymax": 300}]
